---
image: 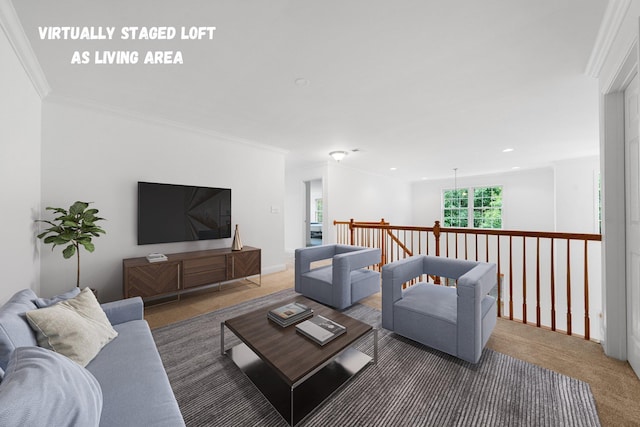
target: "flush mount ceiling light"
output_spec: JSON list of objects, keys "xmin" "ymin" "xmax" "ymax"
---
[
  {"xmin": 502, "ymin": 148, "xmax": 514, "ymax": 153},
  {"xmin": 329, "ymin": 151, "xmax": 349, "ymax": 162}
]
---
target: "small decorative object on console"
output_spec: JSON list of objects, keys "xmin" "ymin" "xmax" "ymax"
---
[
  {"xmin": 146, "ymin": 253, "xmax": 168, "ymax": 263},
  {"xmin": 231, "ymin": 224, "xmax": 243, "ymax": 251},
  {"xmin": 295, "ymin": 315, "xmax": 346, "ymax": 345},
  {"xmin": 267, "ymin": 302, "xmax": 313, "ymax": 327}
]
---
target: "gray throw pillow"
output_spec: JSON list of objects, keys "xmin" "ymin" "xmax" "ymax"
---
[
  {"xmin": 26, "ymin": 287, "xmax": 118, "ymax": 366},
  {"xmin": 0, "ymin": 346, "xmax": 102, "ymax": 426}
]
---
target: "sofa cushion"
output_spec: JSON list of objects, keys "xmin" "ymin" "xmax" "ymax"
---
[
  {"xmin": 88, "ymin": 320, "xmax": 185, "ymax": 426},
  {"xmin": 0, "ymin": 289, "xmax": 39, "ymax": 374},
  {"xmin": 33, "ymin": 287, "xmax": 81, "ymax": 308},
  {"xmin": 0, "ymin": 346, "xmax": 102, "ymax": 427},
  {"xmin": 26, "ymin": 287, "xmax": 118, "ymax": 367}
]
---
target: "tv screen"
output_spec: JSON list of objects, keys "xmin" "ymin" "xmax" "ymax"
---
[{"xmin": 138, "ymin": 182, "xmax": 231, "ymax": 245}]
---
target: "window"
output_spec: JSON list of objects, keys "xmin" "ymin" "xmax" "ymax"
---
[
  {"xmin": 443, "ymin": 186, "xmax": 502, "ymax": 229},
  {"xmin": 443, "ymin": 189, "xmax": 468, "ymax": 227}
]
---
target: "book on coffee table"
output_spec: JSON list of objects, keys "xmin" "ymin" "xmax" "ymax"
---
[
  {"xmin": 267, "ymin": 302, "xmax": 313, "ymax": 327},
  {"xmin": 295, "ymin": 315, "xmax": 347, "ymax": 346}
]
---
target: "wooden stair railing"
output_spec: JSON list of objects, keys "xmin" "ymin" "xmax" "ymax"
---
[{"xmin": 333, "ymin": 219, "xmax": 602, "ymax": 341}]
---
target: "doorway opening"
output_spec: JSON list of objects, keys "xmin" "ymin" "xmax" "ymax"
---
[{"xmin": 305, "ymin": 179, "xmax": 323, "ymax": 247}]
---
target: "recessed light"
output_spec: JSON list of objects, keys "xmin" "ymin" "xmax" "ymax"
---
[
  {"xmin": 295, "ymin": 78, "xmax": 310, "ymax": 87},
  {"xmin": 390, "ymin": 167, "xmax": 397, "ymax": 171},
  {"xmin": 503, "ymin": 148, "xmax": 514, "ymax": 153},
  {"xmin": 512, "ymin": 166, "xmax": 521, "ymax": 170}
]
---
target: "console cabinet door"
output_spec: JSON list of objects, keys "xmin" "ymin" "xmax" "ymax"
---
[
  {"xmin": 227, "ymin": 250, "xmax": 261, "ymax": 279},
  {"xmin": 125, "ymin": 262, "xmax": 180, "ymax": 298}
]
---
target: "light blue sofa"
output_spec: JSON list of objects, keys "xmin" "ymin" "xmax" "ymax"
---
[
  {"xmin": 0, "ymin": 289, "xmax": 185, "ymax": 426},
  {"xmin": 382, "ymin": 255, "xmax": 497, "ymax": 364},
  {"xmin": 295, "ymin": 244, "xmax": 381, "ymax": 310}
]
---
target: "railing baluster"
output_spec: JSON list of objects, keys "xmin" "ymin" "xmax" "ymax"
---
[
  {"xmin": 497, "ymin": 235, "xmax": 502, "ymax": 318},
  {"xmin": 509, "ymin": 235, "xmax": 514, "ymax": 320},
  {"xmin": 455, "ymin": 232, "xmax": 459, "ymax": 259},
  {"xmin": 536, "ymin": 237, "xmax": 541, "ymax": 328},
  {"xmin": 522, "ymin": 236, "xmax": 527, "ymax": 324},
  {"xmin": 551, "ymin": 238, "xmax": 556, "ymax": 332},
  {"xmin": 485, "ymin": 234, "xmax": 489, "ymax": 263},
  {"xmin": 584, "ymin": 240, "xmax": 590, "ymax": 341},
  {"xmin": 475, "ymin": 234, "xmax": 478, "ymax": 261},
  {"xmin": 566, "ymin": 239, "xmax": 572, "ymax": 336}
]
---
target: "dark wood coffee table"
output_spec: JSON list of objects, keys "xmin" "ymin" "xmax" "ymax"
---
[{"xmin": 220, "ymin": 296, "xmax": 377, "ymax": 426}]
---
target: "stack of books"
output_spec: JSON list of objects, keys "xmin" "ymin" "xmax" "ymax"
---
[
  {"xmin": 267, "ymin": 302, "xmax": 313, "ymax": 327},
  {"xmin": 295, "ymin": 315, "xmax": 347, "ymax": 346}
]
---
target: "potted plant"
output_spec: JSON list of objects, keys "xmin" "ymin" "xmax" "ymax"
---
[{"xmin": 37, "ymin": 201, "xmax": 106, "ymax": 287}]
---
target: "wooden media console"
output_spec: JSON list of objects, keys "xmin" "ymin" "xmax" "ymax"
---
[{"xmin": 123, "ymin": 246, "xmax": 261, "ymax": 300}]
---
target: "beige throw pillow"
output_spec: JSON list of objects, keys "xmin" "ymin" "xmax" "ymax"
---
[{"xmin": 26, "ymin": 287, "xmax": 118, "ymax": 367}]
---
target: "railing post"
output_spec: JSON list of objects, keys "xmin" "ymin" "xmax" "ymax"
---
[
  {"xmin": 433, "ymin": 221, "xmax": 441, "ymax": 284},
  {"xmin": 380, "ymin": 218, "xmax": 387, "ymax": 268}
]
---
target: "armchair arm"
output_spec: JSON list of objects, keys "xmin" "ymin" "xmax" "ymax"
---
[
  {"xmin": 332, "ymin": 247, "xmax": 381, "ymax": 307},
  {"xmin": 381, "ymin": 255, "xmax": 425, "ymax": 330},
  {"xmin": 101, "ymin": 297, "xmax": 144, "ymax": 325},
  {"xmin": 456, "ymin": 262, "xmax": 497, "ymax": 363}
]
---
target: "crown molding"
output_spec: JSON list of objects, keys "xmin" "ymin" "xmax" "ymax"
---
[
  {"xmin": 0, "ymin": 0, "xmax": 50, "ymax": 98},
  {"xmin": 585, "ymin": 0, "xmax": 632, "ymax": 78},
  {"xmin": 45, "ymin": 94, "xmax": 289, "ymax": 155}
]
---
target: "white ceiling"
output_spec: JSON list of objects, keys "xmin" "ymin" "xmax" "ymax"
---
[{"xmin": 13, "ymin": 0, "xmax": 607, "ymax": 182}]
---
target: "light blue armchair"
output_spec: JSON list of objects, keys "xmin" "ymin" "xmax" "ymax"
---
[
  {"xmin": 382, "ymin": 255, "xmax": 497, "ymax": 364},
  {"xmin": 295, "ymin": 244, "xmax": 381, "ymax": 310}
]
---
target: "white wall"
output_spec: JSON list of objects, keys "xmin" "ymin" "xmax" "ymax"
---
[
  {"xmin": 40, "ymin": 100, "xmax": 286, "ymax": 302},
  {"xmin": 411, "ymin": 167, "xmax": 555, "ymax": 231},
  {"xmin": 325, "ymin": 164, "xmax": 412, "ymax": 243},
  {"xmin": 554, "ymin": 156, "xmax": 600, "ymax": 233},
  {"xmin": 0, "ymin": 26, "xmax": 41, "ymax": 304}
]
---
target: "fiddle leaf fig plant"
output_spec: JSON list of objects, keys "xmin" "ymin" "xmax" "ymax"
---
[{"xmin": 37, "ymin": 201, "xmax": 106, "ymax": 287}]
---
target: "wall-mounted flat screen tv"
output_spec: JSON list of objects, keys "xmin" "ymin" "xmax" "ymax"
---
[{"xmin": 138, "ymin": 181, "xmax": 231, "ymax": 245}]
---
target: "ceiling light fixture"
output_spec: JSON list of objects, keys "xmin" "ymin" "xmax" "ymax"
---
[
  {"xmin": 329, "ymin": 151, "xmax": 349, "ymax": 162},
  {"xmin": 502, "ymin": 148, "xmax": 514, "ymax": 153}
]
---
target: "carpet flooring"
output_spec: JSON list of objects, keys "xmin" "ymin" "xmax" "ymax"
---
[{"xmin": 152, "ymin": 289, "xmax": 601, "ymax": 426}]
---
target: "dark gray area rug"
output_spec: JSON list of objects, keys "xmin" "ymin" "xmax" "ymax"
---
[{"xmin": 152, "ymin": 289, "xmax": 601, "ymax": 426}]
